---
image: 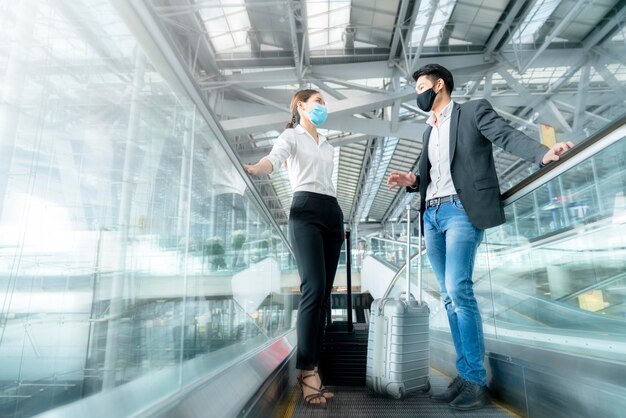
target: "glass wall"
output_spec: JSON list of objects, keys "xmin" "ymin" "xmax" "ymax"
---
[
  {"xmin": 367, "ymin": 236, "xmax": 420, "ymax": 269},
  {"xmin": 386, "ymin": 131, "xmax": 626, "ymax": 363},
  {"xmin": 480, "ymin": 135, "xmax": 626, "ymax": 360},
  {"xmin": 0, "ymin": 2, "xmax": 297, "ymax": 417}
]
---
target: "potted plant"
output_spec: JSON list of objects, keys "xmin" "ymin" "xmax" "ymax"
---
[
  {"xmin": 231, "ymin": 230, "xmax": 247, "ymax": 268},
  {"xmin": 205, "ymin": 237, "xmax": 225, "ymax": 270}
]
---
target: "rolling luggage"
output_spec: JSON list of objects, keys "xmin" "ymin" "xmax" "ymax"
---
[
  {"xmin": 366, "ymin": 205, "xmax": 430, "ymax": 399},
  {"xmin": 319, "ymin": 228, "xmax": 369, "ymax": 386}
]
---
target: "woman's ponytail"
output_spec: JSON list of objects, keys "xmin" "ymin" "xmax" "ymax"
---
[
  {"xmin": 285, "ymin": 112, "xmax": 298, "ymax": 129},
  {"xmin": 285, "ymin": 89, "xmax": 319, "ymax": 129}
]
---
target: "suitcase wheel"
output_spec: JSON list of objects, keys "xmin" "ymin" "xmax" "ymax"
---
[
  {"xmin": 421, "ymin": 379, "xmax": 431, "ymax": 393},
  {"xmin": 393, "ymin": 387, "xmax": 404, "ymax": 400}
]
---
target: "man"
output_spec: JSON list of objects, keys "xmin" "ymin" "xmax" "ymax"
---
[{"xmin": 387, "ymin": 64, "xmax": 573, "ymax": 411}]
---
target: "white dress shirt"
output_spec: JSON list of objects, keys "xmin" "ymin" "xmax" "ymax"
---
[
  {"xmin": 263, "ymin": 125, "xmax": 336, "ymax": 197},
  {"xmin": 426, "ymin": 100, "xmax": 457, "ymax": 201}
]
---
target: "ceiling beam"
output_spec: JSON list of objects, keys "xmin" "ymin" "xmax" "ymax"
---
[
  {"xmin": 408, "ymin": 0, "xmax": 439, "ymax": 76},
  {"xmin": 484, "ymin": 0, "xmax": 539, "ymax": 56},
  {"xmin": 400, "ymin": 0, "xmax": 423, "ymax": 62},
  {"xmin": 593, "ymin": 61, "xmax": 626, "ymax": 98},
  {"xmin": 493, "ymin": 107, "xmax": 540, "ymax": 131},
  {"xmin": 152, "ymin": 1, "xmax": 290, "ymax": 15},
  {"xmin": 515, "ymin": 54, "xmax": 588, "ymax": 116},
  {"xmin": 573, "ymin": 63, "xmax": 591, "ymax": 132},
  {"xmin": 221, "ymin": 87, "xmax": 416, "ymax": 135},
  {"xmin": 237, "ymin": 133, "xmax": 375, "ymax": 162},
  {"xmin": 287, "ymin": 0, "xmax": 303, "ymax": 84},
  {"xmin": 497, "ymin": 68, "xmax": 571, "ymax": 132},
  {"xmin": 232, "ymin": 87, "xmax": 289, "ymax": 112},
  {"xmin": 390, "ymin": 70, "xmax": 402, "ymax": 133},
  {"xmin": 299, "ymin": 0, "xmax": 311, "ymax": 68},
  {"xmin": 328, "ymin": 116, "xmax": 425, "ymax": 140},
  {"xmin": 521, "ymin": 0, "xmax": 589, "ymax": 73},
  {"xmin": 552, "ymin": 99, "xmax": 611, "ymax": 124},
  {"xmin": 329, "ymin": 133, "xmax": 374, "ymax": 146},
  {"xmin": 582, "ymin": 1, "xmax": 626, "ymax": 52},
  {"xmin": 310, "ymin": 75, "xmax": 387, "ymax": 94},
  {"xmin": 545, "ymin": 100, "xmax": 572, "ymax": 133},
  {"xmin": 217, "ymin": 85, "xmax": 618, "ymax": 121},
  {"xmin": 592, "ymin": 95, "xmax": 626, "ymax": 115},
  {"xmin": 594, "ymin": 46, "xmax": 626, "ymax": 67},
  {"xmin": 199, "ymin": 68, "xmax": 299, "ymax": 89},
  {"xmin": 153, "ymin": 0, "xmax": 221, "ymax": 76},
  {"xmin": 196, "ymin": 48, "xmax": 601, "ymax": 90},
  {"xmin": 315, "ymin": 80, "xmax": 348, "ymax": 100},
  {"xmin": 388, "ymin": 0, "xmax": 413, "ymax": 61},
  {"xmin": 348, "ymin": 139, "xmax": 377, "ymax": 223}
]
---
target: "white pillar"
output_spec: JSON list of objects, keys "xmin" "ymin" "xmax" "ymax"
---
[
  {"xmin": 546, "ymin": 265, "xmax": 574, "ymax": 300},
  {"xmin": 102, "ymin": 49, "xmax": 146, "ymax": 390},
  {"xmin": 0, "ymin": 0, "xmax": 38, "ymax": 220}
]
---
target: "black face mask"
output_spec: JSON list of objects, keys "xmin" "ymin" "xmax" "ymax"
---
[{"xmin": 416, "ymin": 87, "xmax": 437, "ymax": 112}]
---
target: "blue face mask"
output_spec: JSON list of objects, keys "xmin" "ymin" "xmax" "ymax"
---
[{"xmin": 305, "ymin": 104, "xmax": 328, "ymax": 127}]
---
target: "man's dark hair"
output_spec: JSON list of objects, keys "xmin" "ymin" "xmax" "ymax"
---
[{"xmin": 412, "ymin": 64, "xmax": 454, "ymax": 95}]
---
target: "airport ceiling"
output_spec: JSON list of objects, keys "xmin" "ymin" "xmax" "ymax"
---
[{"xmin": 151, "ymin": 0, "xmax": 626, "ymax": 225}]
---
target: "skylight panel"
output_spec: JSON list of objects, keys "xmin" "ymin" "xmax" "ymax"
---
[
  {"xmin": 408, "ymin": 0, "xmax": 455, "ymax": 48},
  {"xmin": 351, "ymin": 78, "xmax": 385, "ymax": 89},
  {"xmin": 611, "ymin": 26, "xmax": 625, "ymax": 42},
  {"xmin": 200, "ymin": 1, "xmax": 252, "ymax": 53},
  {"xmin": 306, "ymin": 0, "xmax": 351, "ymax": 49},
  {"xmin": 509, "ymin": 0, "xmax": 560, "ymax": 45},
  {"xmin": 356, "ymin": 137, "xmax": 399, "ymax": 221}
]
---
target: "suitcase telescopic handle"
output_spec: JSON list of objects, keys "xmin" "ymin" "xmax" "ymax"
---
[
  {"xmin": 405, "ymin": 205, "xmax": 411, "ymax": 300},
  {"xmin": 346, "ymin": 227, "xmax": 353, "ymax": 332},
  {"xmin": 379, "ymin": 206, "xmax": 422, "ymax": 305},
  {"xmin": 404, "ymin": 205, "xmax": 423, "ymax": 304},
  {"xmin": 417, "ymin": 209, "xmax": 422, "ymax": 303}
]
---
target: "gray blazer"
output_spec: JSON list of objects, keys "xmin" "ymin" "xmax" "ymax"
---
[{"xmin": 407, "ymin": 99, "xmax": 549, "ymax": 230}]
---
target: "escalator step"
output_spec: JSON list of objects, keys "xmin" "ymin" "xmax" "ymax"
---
[{"xmin": 277, "ymin": 368, "xmax": 518, "ymax": 418}]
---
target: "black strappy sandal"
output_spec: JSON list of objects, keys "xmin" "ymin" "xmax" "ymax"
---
[{"xmin": 297, "ymin": 373, "xmax": 326, "ymax": 406}]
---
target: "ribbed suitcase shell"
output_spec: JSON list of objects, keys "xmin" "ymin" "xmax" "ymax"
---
[{"xmin": 366, "ymin": 296, "xmax": 430, "ymax": 398}]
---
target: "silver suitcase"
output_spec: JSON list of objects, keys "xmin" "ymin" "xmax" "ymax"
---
[{"xmin": 366, "ymin": 206, "xmax": 430, "ymax": 399}]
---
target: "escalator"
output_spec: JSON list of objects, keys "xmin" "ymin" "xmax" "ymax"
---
[{"xmin": 25, "ymin": 100, "xmax": 626, "ymax": 418}]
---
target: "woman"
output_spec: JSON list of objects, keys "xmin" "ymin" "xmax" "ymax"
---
[{"xmin": 244, "ymin": 89, "xmax": 344, "ymax": 405}]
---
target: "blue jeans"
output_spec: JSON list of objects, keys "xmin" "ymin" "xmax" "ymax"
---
[{"xmin": 423, "ymin": 197, "xmax": 486, "ymax": 386}]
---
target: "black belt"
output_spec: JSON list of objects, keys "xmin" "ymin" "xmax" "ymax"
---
[
  {"xmin": 293, "ymin": 191, "xmax": 337, "ymax": 201},
  {"xmin": 426, "ymin": 194, "xmax": 458, "ymax": 207}
]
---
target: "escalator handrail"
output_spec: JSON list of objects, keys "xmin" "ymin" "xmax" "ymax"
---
[
  {"xmin": 370, "ymin": 236, "xmax": 421, "ymax": 247},
  {"xmin": 558, "ymin": 271, "xmax": 626, "ymax": 303},
  {"xmin": 502, "ymin": 113, "xmax": 626, "ymax": 203}
]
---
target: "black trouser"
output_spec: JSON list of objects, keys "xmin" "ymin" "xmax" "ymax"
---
[{"xmin": 289, "ymin": 191, "xmax": 344, "ymax": 370}]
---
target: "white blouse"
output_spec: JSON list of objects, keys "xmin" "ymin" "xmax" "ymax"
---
[{"xmin": 263, "ymin": 125, "xmax": 336, "ymax": 197}]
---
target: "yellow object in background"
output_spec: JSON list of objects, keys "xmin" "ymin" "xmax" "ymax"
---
[
  {"xmin": 578, "ymin": 290, "xmax": 607, "ymax": 312},
  {"xmin": 540, "ymin": 124, "xmax": 557, "ymax": 147}
]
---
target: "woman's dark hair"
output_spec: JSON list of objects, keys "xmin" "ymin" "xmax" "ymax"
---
[
  {"xmin": 286, "ymin": 89, "xmax": 320, "ymax": 129},
  {"xmin": 412, "ymin": 64, "xmax": 454, "ymax": 95}
]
